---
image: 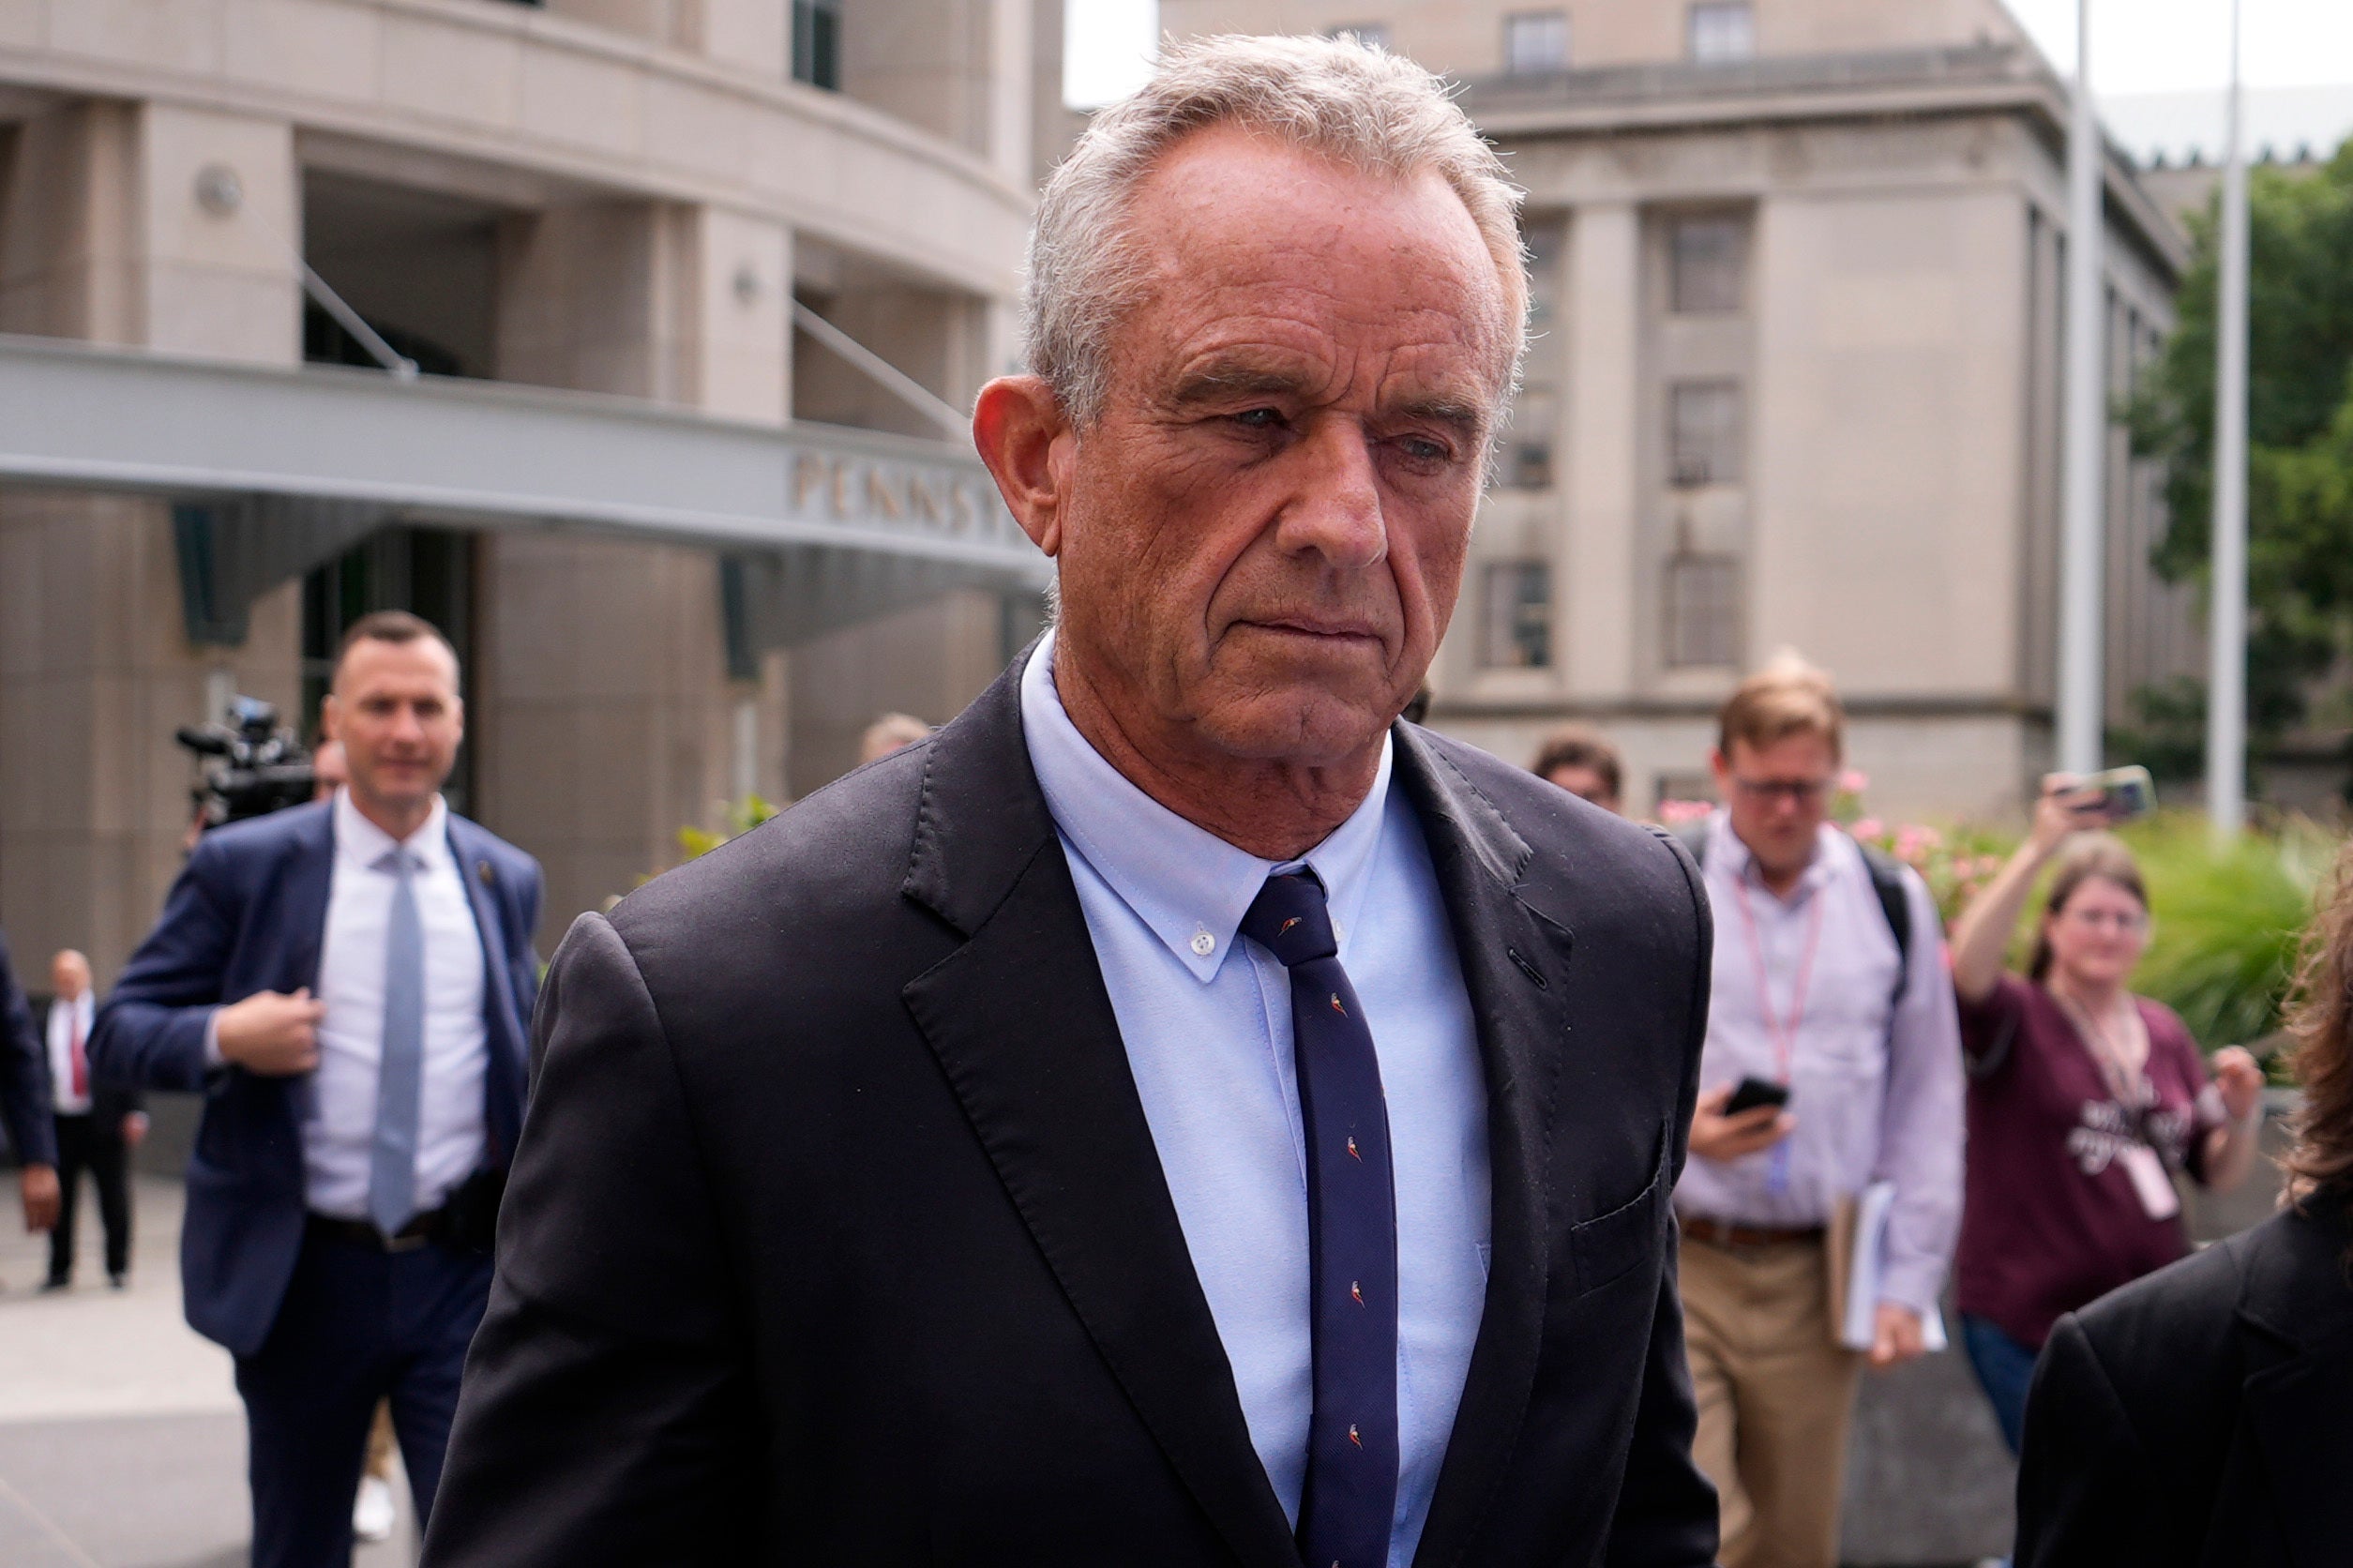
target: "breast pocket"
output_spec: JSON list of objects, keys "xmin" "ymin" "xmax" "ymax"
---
[{"xmin": 1566, "ymin": 1128, "xmax": 1672, "ymax": 1298}]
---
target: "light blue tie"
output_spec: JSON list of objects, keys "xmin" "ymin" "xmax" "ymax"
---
[{"xmin": 369, "ymin": 846, "xmax": 426, "ymax": 1237}]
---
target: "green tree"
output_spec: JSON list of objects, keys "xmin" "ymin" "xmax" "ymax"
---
[{"xmin": 2125, "ymin": 142, "xmax": 2353, "ymax": 786}]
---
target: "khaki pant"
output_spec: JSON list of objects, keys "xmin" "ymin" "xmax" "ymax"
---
[{"xmin": 1680, "ymin": 1233, "xmax": 1864, "ymax": 1568}]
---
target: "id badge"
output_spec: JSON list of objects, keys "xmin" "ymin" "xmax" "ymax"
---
[{"xmin": 2119, "ymin": 1145, "xmax": 2180, "ymax": 1220}]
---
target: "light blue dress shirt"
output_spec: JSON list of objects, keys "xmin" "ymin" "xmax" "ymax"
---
[{"xmin": 1019, "ymin": 634, "xmax": 1491, "ymax": 1567}]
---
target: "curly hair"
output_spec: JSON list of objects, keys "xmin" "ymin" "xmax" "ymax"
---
[{"xmin": 2283, "ymin": 842, "xmax": 2353, "ymax": 1202}]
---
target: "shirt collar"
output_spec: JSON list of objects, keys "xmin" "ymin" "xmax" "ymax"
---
[
  {"xmin": 1019, "ymin": 630, "xmax": 1394, "ymax": 983},
  {"xmin": 332, "ymin": 787, "xmax": 450, "ymax": 873},
  {"xmin": 1704, "ymin": 810, "xmax": 1843, "ymax": 901}
]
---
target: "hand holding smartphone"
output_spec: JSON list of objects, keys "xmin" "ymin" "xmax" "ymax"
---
[{"xmin": 1723, "ymin": 1076, "xmax": 1791, "ymax": 1117}]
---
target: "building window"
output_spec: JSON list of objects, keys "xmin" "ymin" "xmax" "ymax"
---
[
  {"xmin": 1503, "ymin": 11, "xmax": 1571, "ymax": 75},
  {"xmin": 1481, "ymin": 561, "xmax": 1553, "ymax": 668},
  {"xmin": 1326, "ymin": 23, "xmax": 1390, "ymax": 49},
  {"xmin": 1669, "ymin": 381, "xmax": 1743, "ymax": 487},
  {"xmin": 793, "ymin": 0, "xmax": 841, "ymax": 90},
  {"xmin": 1664, "ymin": 552, "xmax": 1742, "ymax": 668},
  {"xmin": 1668, "ymin": 215, "xmax": 1745, "ymax": 314},
  {"xmin": 1689, "ymin": 2, "xmax": 1756, "ymax": 64}
]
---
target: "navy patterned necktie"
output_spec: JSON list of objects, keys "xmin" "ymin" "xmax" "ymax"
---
[{"xmin": 1241, "ymin": 871, "xmax": 1399, "ymax": 1568}]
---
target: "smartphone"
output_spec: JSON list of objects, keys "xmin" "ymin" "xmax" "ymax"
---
[
  {"xmin": 2083, "ymin": 764, "xmax": 2156, "ymax": 823},
  {"xmin": 1724, "ymin": 1077, "xmax": 1791, "ymax": 1117}
]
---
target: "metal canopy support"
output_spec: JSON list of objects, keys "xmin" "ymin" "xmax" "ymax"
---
[{"xmin": 2055, "ymin": 0, "xmax": 2107, "ymax": 776}]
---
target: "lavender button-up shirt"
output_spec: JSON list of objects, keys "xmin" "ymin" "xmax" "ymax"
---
[{"xmin": 1672, "ymin": 813, "xmax": 1965, "ymax": 1316}]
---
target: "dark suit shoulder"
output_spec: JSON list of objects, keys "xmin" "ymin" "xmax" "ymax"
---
[
  {"xmin": 1408, "ymin": 725, "xmax": 1703, "ymax": 918},
  {"xmin": 2059, "ymin": 1220, "xmax": 2256, "ymax": 1475},
  {"xmin": 187, "ymin": 799, "xmax": 331, "ymax": 872},
  {"xmin": 602, "ymin": 740, "xmax": 945, "ymax": 1016},
  {"xmin": 447, "ymin": 812, "xmax": 541, "ymax": 885}
]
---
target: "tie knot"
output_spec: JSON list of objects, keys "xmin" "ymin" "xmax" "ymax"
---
[
  {"xmin": 376, "ymin": 846, "xmax": 419, "ymax": 877},
  {"xmin": 1239, "ymin": 871, "xmax": 1337, "ymax": 966}
]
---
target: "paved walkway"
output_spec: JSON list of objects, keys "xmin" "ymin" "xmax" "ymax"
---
[{"xmin": 0, "ymin": 1176, "xmax": 417, "ymax": 1567}]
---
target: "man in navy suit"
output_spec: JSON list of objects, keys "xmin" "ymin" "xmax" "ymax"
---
[
  {"xmin": 0, "ymin": 927, "xmax": 62, "ymax": 1262},
  {"xmin": 95, "ymin": 610, "xmax": 540, "ymax": 1568}
]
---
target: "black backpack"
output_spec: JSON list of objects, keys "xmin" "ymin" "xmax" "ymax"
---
[{"xmin": 1667, "ymin": 819, "xmax": 1914, "ymax": 1006}]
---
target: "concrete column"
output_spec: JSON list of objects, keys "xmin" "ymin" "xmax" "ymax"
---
[
  {"xmin": 988, "ymin": 0, "xmax": 1036, "ymax": 189},
  {"xmin": 841, "ymin": 0, "xmax": 994, "ymax": 158},
  {"xmin": 477, "ymin": 200, "xmax": 792, "ymax": 933},
  {"xmin": 0, "ymin": 98, "xmax": 302, "ymax": 980},
  {"xmin": 699, "ymin": 0, "xmax": 789, "ymax": 77},
  {"xmin": 1561, "ymin": 204, "xmax": 1642, "ymax": 701}
]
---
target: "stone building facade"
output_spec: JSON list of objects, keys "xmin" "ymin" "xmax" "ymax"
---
[
  {"xmin": 1166, "ymin": 0, "xmax": 2200, "ymax": 821},
  {"xmin": 0, "ymin": 0, "xmax": 1066, "ymax": 978}
]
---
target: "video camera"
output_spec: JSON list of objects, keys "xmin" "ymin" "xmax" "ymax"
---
[{"xmin": 175, "ymin": 696, "xmax": 316, "ymax": 832}]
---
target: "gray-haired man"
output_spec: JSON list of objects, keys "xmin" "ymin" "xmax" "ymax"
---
[{"xmin": 426, "ymin": 35, "xmax": 1717, "ymax": 1568}]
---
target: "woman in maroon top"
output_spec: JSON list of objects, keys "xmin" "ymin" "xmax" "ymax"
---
[{"xmin": 1946, "ymin": 777, "xmax": 2267, "ymax": 1454}]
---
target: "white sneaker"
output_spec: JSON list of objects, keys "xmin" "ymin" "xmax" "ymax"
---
[{"xmin": 354, "ymin": 1476, "xmax": 397, "ymax": 1543}]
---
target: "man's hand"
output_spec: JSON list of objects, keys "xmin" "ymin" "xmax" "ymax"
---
[
  {"xmin": 21, "ymin": 1164, "xmax": 59, "ymax": 1232},
  {"xmin": 2211, "ymin": 1046, "xmax": 2265, "ymax": 1123},
  {"xmin": 1868, "ymin": 1303, "xmax": 1925, "ymax": 1370},
  {"xmin": 215, "ymin": 988, "xmax": 326, "ymax": 1076},
  {"xmin": 123, "ymin": 1111, "xmax": 150, "ymax": 1149},
  {"xmin": 1689, "ymin": 1082, "xmax": 1796, "ymax": 1164}
]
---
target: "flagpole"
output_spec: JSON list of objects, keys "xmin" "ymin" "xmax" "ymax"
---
[
  {"xmin": 2207, "ymin": 0, "xmax": 2252, "ymax": 836},
  {"xmin": 2058, "ymin": 0, "xmax": 2108, "ymax": 776}
]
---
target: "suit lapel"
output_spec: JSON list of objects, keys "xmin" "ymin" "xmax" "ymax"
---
[
  {"xmin": 449, "ymin": 817, "xmax": 527, "ymax": 1160},
  {"xmin": 2236, "ymin": 1196, "xmax": 2353, "ymax": 1568},
  {"xmin": 899, "ymin": 658, "xmax": 1300, "ymax": 1568},
  {"xmin": 283, "ymin": 804, "xmax": 336, "ymax": 992},
  {"xmin": 1391, "ymin": 730, "xmax": 1575, "ymax": 1568}
]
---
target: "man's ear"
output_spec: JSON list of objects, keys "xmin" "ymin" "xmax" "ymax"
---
[
  {"xmin": 973, "ymin": 375, "xmax": 1075, "ymax": 558},
  {"xmin": 320, "ymin": 694, "xmax": 342, "ymax": 745}
]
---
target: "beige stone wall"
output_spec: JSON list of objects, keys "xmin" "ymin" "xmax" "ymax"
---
[
  {"xmin": 1161, "ymin": 0, "xmax": 2027, "ymax": 77},
  {"xmin": 0, "ymin": 90, "xmax": 303, "ymax": 981}
]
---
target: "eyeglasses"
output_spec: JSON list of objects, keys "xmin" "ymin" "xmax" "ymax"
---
[
  {"xmin": 1727, "ymin": 776, "xmax": 1833, "ymax": 806},
  {"xmin": 2061, "ymin": 907, "xmax": 2149, "ymax": 933}
]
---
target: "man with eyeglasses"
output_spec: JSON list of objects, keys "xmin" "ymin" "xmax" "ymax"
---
[{"xmin": 1672, "ymin": 656, "xmax": 1964, "ymax": 1568}]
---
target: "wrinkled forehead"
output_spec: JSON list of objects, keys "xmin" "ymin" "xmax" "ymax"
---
[{"xmin": 1119, "ymin": 130, "xmax": 1517, "ymax": 400}]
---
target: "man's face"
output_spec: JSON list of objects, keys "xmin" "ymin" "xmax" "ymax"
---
[
  {"xmin": 1047, "ymin": 128, "xmax": 1510, "ymax": 766},
  {"xmin": 311, "ymin": 739, "xmax": 348, "ymax": 801},
  {"xmin": 1712, "ymin": 733, "xmax": 1838, "ymax": 882},
  {"xmin": 51, "ymin": 952, "xmax": 88, "ymax": 999},
  {"xmin": 323, "ymin": 639, "xmax": 463, "ymax": 822},
  {"xmin": 1545, "ymin": 765, "xmax": 1620, "ymax": 816}
]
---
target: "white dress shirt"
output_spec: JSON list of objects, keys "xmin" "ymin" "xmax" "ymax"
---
[
  {"xmin": 47, "ymin": 990, "xmax": 95, "ymax": 1115},
  {"xmin": 303, "ymin": 789, "xmax": 489, "ymax": 1220},
  {"xmin": 1020, "ymin": 634, "xmax": 1490, "ymax": 1568}
]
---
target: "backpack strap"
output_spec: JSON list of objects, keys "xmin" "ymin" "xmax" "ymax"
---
[{"xmin": 1855, "ymin": 842, "xmax": 1914, "ymax": 1007}]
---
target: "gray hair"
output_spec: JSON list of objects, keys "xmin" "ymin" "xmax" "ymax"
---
[{"xmin": 1025, "ymin": 33, "xmax": 1529, "ymax": 428}]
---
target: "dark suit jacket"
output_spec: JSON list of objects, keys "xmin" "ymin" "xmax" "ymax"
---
[
  {"xmin": 37, "ymin": 997, "xmax": 144, "ymax": 1137},
  {"xmin": 425, "ymin": 656, "xmax": 1718, "ymax": 1568},
  {"xmin": 0, "ymin": 929, "xmax": 59, "ymax": 1168},
  {"xmin": 90, "ymin": 800, "xmax": 542, "ymax": 1357},
  {"xmin": 2016, "ymin": 1186, "xmax": 2353, "ymax": 1568}
]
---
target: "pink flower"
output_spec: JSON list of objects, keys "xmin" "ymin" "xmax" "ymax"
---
[
  {"xmin": 1839, "ymin": 770, "xmax": 1871, "ymax": 794},
  {"xmin": 1658, "ymin": 798, "xmax": 1714, "ymax": 825},
  {"xmin": 1853, "ymin": 817, "xmax": 1885, "ymax": 840}
]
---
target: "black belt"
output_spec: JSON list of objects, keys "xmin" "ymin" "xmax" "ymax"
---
[
  {"xmin": 306, "ymin": 1206, "xmax": 452, "ymax": 1255},
  {"xmin": 1682, "ymin": 1215, "xmax": 1826, "ymax": 1250}
]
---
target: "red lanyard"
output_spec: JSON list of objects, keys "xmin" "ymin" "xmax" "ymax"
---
[{"xmin": 1733, "ymin": 876, "xmax": 1826, "ymax": 1083}]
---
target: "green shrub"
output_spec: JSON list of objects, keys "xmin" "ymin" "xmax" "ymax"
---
[{"xmin": 2117, "ymin": 813, "xmax": 2331, "ymax": 1058}]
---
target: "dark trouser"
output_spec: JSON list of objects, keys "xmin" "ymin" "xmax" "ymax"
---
[
  {"xmin": 234, "ymin": 1224, "xmax": 493, "ymax": 1568},
  {"xmin": 47, "ymin": 1112, "xmax": 130, "ymax": 1283},
  {"xmin": 1960, "ymin": 1312, "xmax": 2038, "ymax": 1456}
]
